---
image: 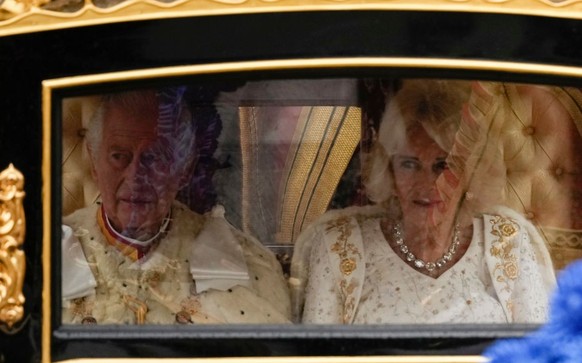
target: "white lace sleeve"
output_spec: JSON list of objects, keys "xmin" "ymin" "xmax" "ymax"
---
[
  {"xmin": 510, "ymin": 227, "xmax": 556, "ymax": 322},
  {"xmin": 483, "ymin": 206, "xmax": 557, "ymax": 323},
  {"xmin": 302, "ymin": 225, "xmax": 343, "ymax": 324}
]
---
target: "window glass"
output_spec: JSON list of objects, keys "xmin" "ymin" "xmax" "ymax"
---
[{"xmin": 60, "ymin": 78, "xmax": 581, "ymax": 326}]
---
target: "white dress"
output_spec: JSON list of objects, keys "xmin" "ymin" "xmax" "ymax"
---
[{"xmin": 296, "ymin": 206, "xmax": 556, "ymax": 324}]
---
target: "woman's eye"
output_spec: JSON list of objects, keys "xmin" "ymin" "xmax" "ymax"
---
[
  {"xmin": 433, "ymin": 160, "xmax": 449, "ymax": 173},
  {"xmin": 400, "ymin": 159, "xmax": 420, "ymax": 170}
]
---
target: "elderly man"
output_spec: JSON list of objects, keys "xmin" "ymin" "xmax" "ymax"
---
[{"xmin": 62, "ymin": 88, "xmax": 290, "ymax": 324}]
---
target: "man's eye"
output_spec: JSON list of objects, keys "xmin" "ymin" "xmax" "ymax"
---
[
  {"xmin": 140, "ymin": 152, "xmax": 160, "ymax": 166},
  {"xmin": 110, "ymin": 152, "xmax": 131, "ymax": 167}
]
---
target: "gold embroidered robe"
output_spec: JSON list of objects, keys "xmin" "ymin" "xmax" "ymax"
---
[{"xmin": 62, "ymin": 202, "xmax": 291, "ymax": 324}]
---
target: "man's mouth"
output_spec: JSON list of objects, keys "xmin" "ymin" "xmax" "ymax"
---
[{"xmin": 119, "ymin": 198, "xmax": 153, "ymax": 205}]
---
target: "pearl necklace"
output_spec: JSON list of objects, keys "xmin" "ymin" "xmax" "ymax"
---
[{"xmin": 392, "ymin": 223, "xmax": 461, "ymax": 272}]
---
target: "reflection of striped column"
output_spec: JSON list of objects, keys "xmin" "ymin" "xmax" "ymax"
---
[
  {"xmin": 276, "ymin": 106, "xmax": 361, "ymax": 244},
  {"xmin": 239, "ymin": 106, "xmax": 361, "ymax": 244}
]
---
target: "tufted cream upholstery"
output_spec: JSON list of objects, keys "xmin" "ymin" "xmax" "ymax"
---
[
  {"xmin": 508, "ymin": 85, "xmax": 582, "ymax": 270},
  {"xmin": 451, "ymin": 82, "xmax": 582, "ymax": 270},
  {"xmin": 61, "ymin": 96, "xmax": 100, "ymax": 216}
]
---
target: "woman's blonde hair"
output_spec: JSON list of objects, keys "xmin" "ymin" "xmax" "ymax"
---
[{"xmin": 363, "ymin": 79, "xmax": 471, "ymax": 207}]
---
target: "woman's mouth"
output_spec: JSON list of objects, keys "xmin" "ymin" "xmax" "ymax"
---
[{"xmin": 413, "ymin": 198, "xmax": 442, "ymax": 207}]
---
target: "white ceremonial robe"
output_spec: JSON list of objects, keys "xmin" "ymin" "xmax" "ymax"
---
[{"xmin": 62, "ymin": 202, "xmax": 291, "ymax": 324}]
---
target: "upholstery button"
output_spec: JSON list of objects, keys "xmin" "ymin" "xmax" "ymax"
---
[
  {"xmin": 524, "ymin": 126, "xmax": 535, "ymax": 135},
  {"xmin": 526, "ymin": 211, "xmax": 535, "ymax": 220},
  {"xmin": 555, "ymin": 167, "xmax": 564, "ymax": 176},
  {"xmin": 77, "ymin": 128, "xmax": 87, "ymax": 137},
  {"xmin": 465, "ymin": 192, "xmax": 474, "ymax": 200}
]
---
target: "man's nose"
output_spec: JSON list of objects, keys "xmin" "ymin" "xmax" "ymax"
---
[{"xmin": 124, "ymin": 155, "xmax": 149, "ymax": 182}]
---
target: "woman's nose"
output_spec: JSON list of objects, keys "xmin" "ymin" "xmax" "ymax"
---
[
  {"xmin": 415, "ymin": 167, "xmax": 440, "ymax": 190},
  {"xmin": 422, "ymin": 166, "xmax": 441, "ymax": 180}
]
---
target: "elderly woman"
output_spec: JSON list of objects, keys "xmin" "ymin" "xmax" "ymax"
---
[{"xmin": 290, "ymin": 79, "xmax": 556, "ymax": 324}]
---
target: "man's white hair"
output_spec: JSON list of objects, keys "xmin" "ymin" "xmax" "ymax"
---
[{"xmin": 86, "ymin": 90, "xmax": 195, "ymax": 176}]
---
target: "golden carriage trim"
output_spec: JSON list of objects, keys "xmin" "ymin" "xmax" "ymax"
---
[
  {"xmin": 4, "ymin": 0, "xmax": 582, "ymax": 37},
  {"xmin": 0, "ymin": 163, "xmax": 26, "ymax": 328}
]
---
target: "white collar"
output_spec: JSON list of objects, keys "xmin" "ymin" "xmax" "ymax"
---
[{"xmin": 103, "ymin": 211, "xmax": 171, "ymax": 248}]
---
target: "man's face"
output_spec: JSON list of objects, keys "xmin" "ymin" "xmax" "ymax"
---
[{"xmin": 91, "ymin": 98, "xmax": 187, "ymax": 239}]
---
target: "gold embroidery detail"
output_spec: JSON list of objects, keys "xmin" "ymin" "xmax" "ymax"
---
[
  {"xmin": 180, "ymin": 296, "xmax": 202, "ymax": 316},
  {"xmin": 122, "ymin": 295, "xmax": 148, "ymax": 324},
  {"xmin": 71, "ymin": 296, "xmax": 94, "ymax": 321},
  {"xmin": 503, "ymin": 260, "xmax": 519, "ymax": 280},
  {"xmin": 326, "ymin": 216, "xmax": 365, "ymax": 323},
  {"xmin": 489, "ymin": 215, "xmax": 521, "ymax": 291},
  {"xmin": 340, "ymin": 258, "xmax": 356, "ymax": 276},
  {"xmin": 327, "ymin": 216, "xmax": 361, "ymax": 276},
  {"xmin": 144, "ymin": 270, "xmax": 162, "ymax": 288},
  {"xmin": 339, "ymin": 279, "xmax": 357, "ymax": 324},
  {"xmin": 499, "ymin": 222, "xmax": 518, "ymax": 237}
]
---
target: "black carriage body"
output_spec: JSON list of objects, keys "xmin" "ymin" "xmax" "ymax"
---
[{"xmin": 1, "ymin": 7, "xmax": 582, "ymax": 363}]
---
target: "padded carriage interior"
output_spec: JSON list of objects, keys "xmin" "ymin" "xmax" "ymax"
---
[
  {"xmin": 61, "ymin": 84, "xmax": 582, "ymax": 272},
  {"xmin": 478, "ymin": 84, "xmax": 582, "ymax": 270},
  {"xmin": 62, "ymin": 97, "xmax": 100, "ymax": 216}
]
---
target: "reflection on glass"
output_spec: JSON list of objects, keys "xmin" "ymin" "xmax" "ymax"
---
[
  {"xmin": 61, "ymin": 88, "xmax": 291, "ymax": 324},
  {"xmin": 60, "ymin": 78, "xmax": 582, "ymax": 326},
  {"xmin": 291, "ymin": 80, "xmax": 556, "ymax": 324}
]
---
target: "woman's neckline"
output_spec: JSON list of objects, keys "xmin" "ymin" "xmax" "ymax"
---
[{"xmin": 376, "ymin": 217, "xmax": 477, "ymax": 280}]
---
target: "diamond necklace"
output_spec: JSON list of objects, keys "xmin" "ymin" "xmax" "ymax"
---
[{"xmin": 392, "ymin": 223, "xmax": 461, "ymax": 272}]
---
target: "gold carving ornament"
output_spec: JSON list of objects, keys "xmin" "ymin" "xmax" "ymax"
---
[
  {"xmin": 0, "ymin": 163, "xmax": 26, "ymax": 328},
  {"xmin": 4, "ymin": 0, "xmax": 582, "ymax": 37}
]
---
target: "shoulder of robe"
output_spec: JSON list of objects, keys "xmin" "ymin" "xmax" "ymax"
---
[{"xmin": 63, "ymin": 203, "xmax": 100, "ymax": 229}]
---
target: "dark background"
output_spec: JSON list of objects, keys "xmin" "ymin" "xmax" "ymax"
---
[{"xmin": 1, "ymin": 10, "xmax": 582, "ymax": 362}]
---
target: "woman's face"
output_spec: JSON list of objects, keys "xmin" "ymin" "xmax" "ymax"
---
[{"xmin": 392, "ymin": 124, "xmax": 448, "ymax": 227}]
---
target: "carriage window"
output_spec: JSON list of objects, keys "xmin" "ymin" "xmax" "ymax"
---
[{"xmin": 60, "ymin": 78, "xmax": 581, "ymax": 326}]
